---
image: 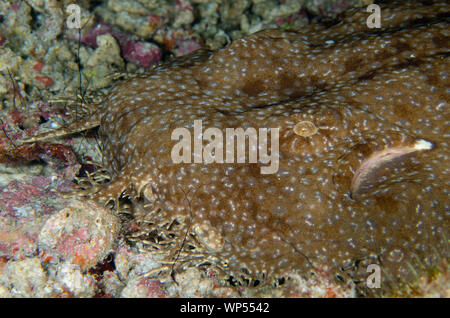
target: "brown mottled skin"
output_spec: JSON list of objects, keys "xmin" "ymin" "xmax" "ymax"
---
[{"xmin": 25, "ymin": 1, "xmax": 449, "ymax": 292}]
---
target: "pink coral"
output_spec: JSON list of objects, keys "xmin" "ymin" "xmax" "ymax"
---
[
  {"xmin": 122, "ymin": 40, "xmax": 162, "ymax": 68},
  {"xmin": 37, "ymin": 200, "xmax": 120, "ymax": 270},
  {"xmin": 0, "ymin": 176, "xmax": 67, "ymax": 260},
  {"xmin": 174, "ymin": 39, "xmax": 202, "ymax": 57},
  {"xmin": 74, "ymin": 23, "xmax": 162, "ymax": 68}
]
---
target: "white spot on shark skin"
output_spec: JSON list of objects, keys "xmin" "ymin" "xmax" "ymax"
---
[{"xmin": 351, "ymin": 139, "xmax": 434, "ymax": 198}]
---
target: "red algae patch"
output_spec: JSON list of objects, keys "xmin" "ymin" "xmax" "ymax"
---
[{"xmin": 38, "ymin": 200, "xmax": 120, "ymax": 270}]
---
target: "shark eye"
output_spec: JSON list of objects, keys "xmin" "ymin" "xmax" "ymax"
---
[{"xmin": 293, "ymin": 120, "xmax": 318, "ymax": 137}]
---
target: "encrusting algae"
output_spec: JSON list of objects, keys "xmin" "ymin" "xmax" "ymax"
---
[{"xmin": 21, "ymin": 1, "xmax": 449, "ymax": 295}]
